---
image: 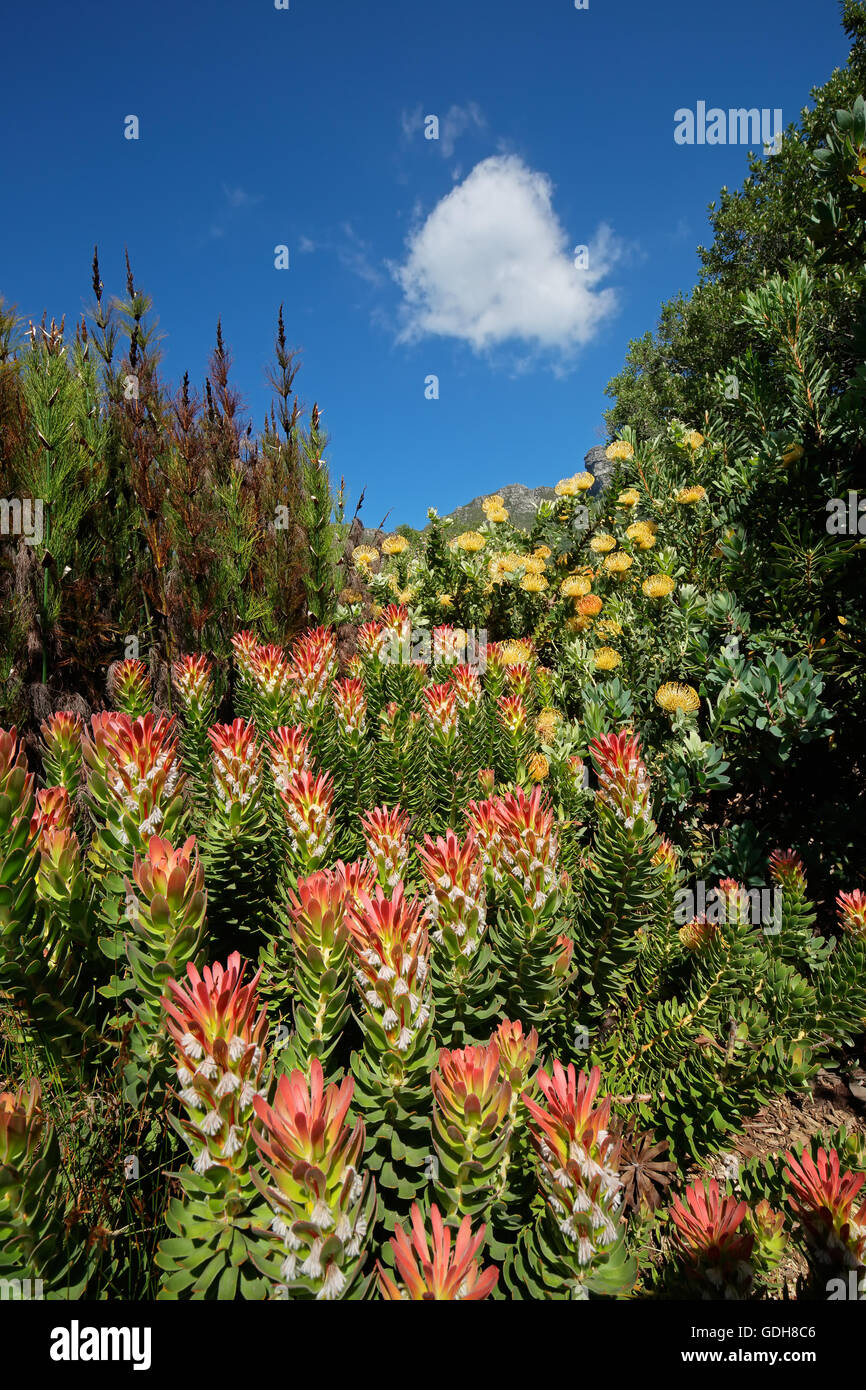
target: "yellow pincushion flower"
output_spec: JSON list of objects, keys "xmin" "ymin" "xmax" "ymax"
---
[
  {"xmin": 597, "ymin": 618, "xmax": 623, "ymax": 639},
  {"xmin": 396, "ymin": 587, "xmax": 416, "ymax": 604},
  {"xmin": 642, "ymin": 573, "xmax": 676, "ymax": 599},
  {"xmin": 617, "ymin": 488, "xmax": 641, "ymax": 507},
  {"xmin": 487, "ymin": 507, "xmax": 509, "ymax": 522},
  {"xmin": 502, "ymin": 552, "xmax": 523, "ymax": 572},
  {"xmin": 604, "ymin": 552, "xmax": 633, "ymax": 574},
  {"xmin": 488, "ymin": 556, "xmax": 509, "ymax": 585},
  {"xmin": 577, "ymin": 593, "xmax": 603, "ymax": 617},
  {"xmin": 560, "ymin": 574, "xmax": 592, "ymax": 598},
  {"xmin": 555, "ymin": 476, "xmax": 581, "ymax": 497},
  {"xmin": 572, "ymin": 471, "xmax": 594, "ymax": 492},
  {"xmin": 454, "ymin": 530, "xmax": 486, "ymax": 552},
  {"xmin": 382, "ymin": 534, "xmax": 409, "ymax": 555},
  {"xmin": 589, "ymin": 534, "xmax": 617, "ymax": 554},
  {"xmin": 482, "ymin": 494, "xmax": 505, "ymax": 513},
  {"xmin": 567, "ymin": 615, "xmax": 593, "ymax": 633},
  {"xmin": 527, "ymin": 752, "xmax": 550, "ymax": 782},
  {"xmin": 533, "ymin": 545, "xmax": 552, "ymax": 560},
  {"xmin": 535, "ymin": 708, "xmax": 560, "ymax": 740},
  {"xmin": 594, "ymin": 647, "xmax": 621, "ymax": 671},
  {"xmin": 655, "ymin": 682, "xmax": 700, "ymax": 714},
  {"xmin": 438, "ymin": 593, "xmax": 454, "ymax": 608},
  {"xmin": 523, "ymin": 555, "xmax": 546, "ymax": 575},
  {"xmin": 675, "ymin": 485, "xmax": 707, "ymax": 505},
  {"xmin": 520, "ymin": 573, "xmax": 548, "ymax": 593},
  {"xmin": 605, "ymin": 441, "xmax": 634, "ymax": 462},
  {"xmin": 499, "ymin": 639, "xmax": 533, "ymax": 665},
  {"xmin": 352, "ymin": 545, "xmax": 379, "ymax": 569},
  {"xmin": 684, "ymin": 430, "xmax": 705, "ymax": 450}
]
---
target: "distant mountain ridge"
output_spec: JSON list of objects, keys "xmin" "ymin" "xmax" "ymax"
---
[{"xmin": 438, "ymin": 446, "xmax": 615, "ymax": 533}]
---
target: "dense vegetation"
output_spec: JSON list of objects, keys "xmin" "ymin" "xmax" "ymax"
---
[{"xmin": 0, "ymin": 3, "xmax": 864, "ymax": 1303}]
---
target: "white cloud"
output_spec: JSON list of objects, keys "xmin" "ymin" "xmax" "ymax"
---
[{"xmin": 391, "ymin": 155, "xmax": 623, "ymax": 357}]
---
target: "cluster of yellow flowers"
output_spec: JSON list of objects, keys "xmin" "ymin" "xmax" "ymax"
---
[
  {"xmin": 482, "ymin": 494, "xmax": 510, "ymax": 523},
  {"xmin": 617, "ymin": 488, "xmax": 641, "ymax": 507},
  {"xmin": 624, "ymin": 520, "xmax": 656, "ymax": 550},
  {"xmin": 604, "ymin": 552, "xmax": 633, "ymax": 575},
  {"xmin": 381, "ymin": 534, "xmax": 409, "ymax": 556},
  {"xmin": 555, "ymin": 472, "xmax": 594, "ymax": 497},
  {"xmin": 683, "ymin": 430, "xmax": 705, "ymax": 451},
  {"xmin": 594, "ymin": 646, "xmax": 621, "ymax": 671}
]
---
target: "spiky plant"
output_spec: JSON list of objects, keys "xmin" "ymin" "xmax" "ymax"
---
[
  {"xmin": 417, "ymin": 827, "xmax": 500, "ymax": 1045},
  {"xmin": 110, "ymin": 657, "xmax": 153, "ymax": 718},
  {"xmin": 250, "ymin": 1059, "xmax": 376, "ymax": 1299},
  {"xmin": 202, "ymin": 720, "xmax": 275, "ymax": 951},
  {"xmin": 156, "ymin": 952, "xmax": 274, "ymax": 1299},
  {"xmin": 506, "ymin": 1062, "xmax": 636, "ymax": 1299},
  {"xmin": 431, "ymin": 1040, "xmax": 512, "ymax": 1221},
  {"xmin": 668, "ymin": 1179, "xmax": 755, "ymax": 1299},
  {"xmin": 784, "ymin": 1146, "xmax": 866, "ymax": 1281},
  {"xmin": 39, "ymin": 711, "xmax": 83, "ymax": 795},
  {"xmin": 120, "ymin": 835, "xmax": 208, "ymax": 1100},
  {"xmin": 172, "ymin": 654, "xmax": 218, "ymax": 823},
  {"xmin": 378, "ymin": 1202, "xmax": 498, "ymax": 1300},
  {"xmin": 346, "ymin": 883, "xmax": 437, "ymax": 1223}
]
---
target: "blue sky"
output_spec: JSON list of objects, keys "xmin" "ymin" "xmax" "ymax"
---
[{"xmin": 0, "ymin": 0, "xmax": 852, "ymax": 527}]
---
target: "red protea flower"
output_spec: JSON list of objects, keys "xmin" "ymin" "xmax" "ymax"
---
[
  {"xmin": 652, "ymin": 835, "xmax": 679, "ymax": 876},
  {"xmin": 477, "ymin": 767, "xmax": 495, "ymax": 795},
  {"xmin": 30, "ymin": 786, "xmax": 73, "ymax": 848},
  {"xmin": 669, "ymin": 1179, "xmax": 754, "ymax": 1291},
  {"xmin": 494, "ymin": 784, "xmax": 559, "ymax": 914},
  {"xmin": 267, "ymin": 725, "xmax": 312, "ymax": 793},
  {"xmin": 378, "ymin": 1202, "xmax": 498, "ymax": 1300},
  {"xmin": 836, "ymin": 889, "xmax": 866, "ymax": 939},
  {"xmin": 450, "ymin": 663, "xmax": 482, "ymax": 713},
  {"xmin": 423, "ymin": 683, "xmax": 459, "ymax": 745},
  {"xmin": 291, "ymin": 626, "xmax": 337, "ymax": 719},
  {"xmin": 347, "ymin": 883, "xmax": 431, "ymax": 1057},
  {"xmin": 417, "ymin": 828, "xmax": 487, "ymax": 963},
  {"xmin": 360, "ymin": 804, "xmax": 411, "ymax": 891},
  {"xmin": 356, "ymin": 621, "xmax": 385, "ymax": 662},
  {"xmin": 505, "ymin": 662, "xmax": 532, "ymax": 701},
  {"xmin": 252, "ymin": 1059, "xmax": 373, "ymax": 1299},
  {"xmin": 110, "ymin": 658, "xmax": 152, "ymax": 718},
  {"xmin": 493, "ymin": 1018, "xmax": 539, "ymax": 1092},
  {"xmin": 209, "ymin": 719, "xmax": 262, "ymax": 817},
  {"xmin": 380, "ymin": 603, "xmax": 411, "ymax": 658},
  {"xmin": 768, "ymin": 848, "xmax": 806, "ymax": 890},
  {"xmin": 246, "ymin": 643, "xmax": 296, "ymax": 728},
  {"xmin": 83, "ymin": 712, "xmax": 185, "ymax": 851},
  {"xmin": 231, "ymin": 630, "xmax": 261, "ymax": 681},
  {"xmin": 127, "ymin": 835, "xmax": 207, "ymax": 1030},
  {"xmin": 162, "ymin": 952, "xmax": 268, "ymax": 1179},
  {"xmin": 431, "ymin": 1042, "xmax": 512, "ymax": 1214},
  {"xmin": 497, "ymin": 694, "xmax": 527, "ymax": 738},
  {"xmin": 173, "ymin": 654, "xmax": 215, "ymax": 714},
  {"xmin": 589, "ymin": 730, "xmax": 652, "ymax": 827},
  {"xmin": 280, "ymin": 770, "xmax": 335, "ymax": 871},
  {"xmin": 39, "ymin": 711, "xmax": 83, "ymax": 791},
  {"xmin": 464, "ymin": 797, "xmax": 504, "ymax": 881},
  {"xmin": 338, "ymin": 857, "xmax": 377, "ymax": 910},
  {"xmin": 333, "ymin": 677, "xmax": 367, "ymax": 739},
  {"xmin": 0, "ymin": 729, "xmax": 35, "ymax": 843},
  {"xmin": 523, "ymin": 1062, "xmax": 624, "ymax": 1268},
  {"xmin": 784, "ymin": 1146, "xmax": 866, "ymax": 1268}
]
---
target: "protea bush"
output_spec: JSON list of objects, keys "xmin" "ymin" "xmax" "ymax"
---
[
  {"xmin": 507, "ymin": 1062, "xmax": 635, "ymax": 1299},
  {"xmin": 378, "ymin": 1203, "xmax": 498, "ymax": 1300},
  {"xmin": 251, "ymin": 1060, "xmax": 376, "ymax": 1299},
  {"xmin": 39, "ymin": 711, "xmax": 83, "ymax": 794},
  {"xmin": 668, "ymin": 1179, "xmax": 754, "ymax": 1298}
]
